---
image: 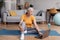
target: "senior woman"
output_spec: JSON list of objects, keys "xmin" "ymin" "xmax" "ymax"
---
[{"xmin": 19, "ymin": 7, "xmax": 43, "ymax": 40}]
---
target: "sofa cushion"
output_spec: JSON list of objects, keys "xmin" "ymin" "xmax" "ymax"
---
[
  {"xmin": 15, "ymin": 10, "xmax": 26, "ymax": 16},
  {"xmin": 7, "ymin": 16, "xmax": 20, "ymax": 22},
  {"xmin": 32, "ymin": 10, "xmax": 40, "ymax": 16},
  {"xmin": 35, "ymin": 16, "xmax": 42, "ymax": 20},
  {"xmin": 9, "ymin": 10, "xmax": 17, "ymax": 16}
]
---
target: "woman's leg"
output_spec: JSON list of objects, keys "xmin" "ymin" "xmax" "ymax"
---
[
  {"xmin": 27, "ymin": 28, "xmax": 43, "ymax": 39},
  {"xmin": 19, "ymin": 22, "xmax": 27, "ymax": 40},
  {"xmin": 21, "ymin": 22, "xmax": 27, "ymax": 31},
  {"xmin": 19, "ymin": 22, "xmax": 27, "ymax": 33},
  {"xmin": 21, "ymin": 22, "xmax": 27, "ymax": 33}
]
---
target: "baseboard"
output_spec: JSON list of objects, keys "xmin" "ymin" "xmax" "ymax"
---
[
  {"xmin": 36, "ymin": 21, "xmax": 46, "ymax": 24},
  {"xmin": 2, "ymin": 21, "xmax": 54, "ymax": 24}
]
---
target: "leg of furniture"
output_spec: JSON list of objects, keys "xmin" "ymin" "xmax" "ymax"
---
[{"xmin": 4, "ymin": 22, "xmax": 6, "ymax": 24}]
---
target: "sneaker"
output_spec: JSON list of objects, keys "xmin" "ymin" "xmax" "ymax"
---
[
  {"xmin": 20, "ymin": 33, "xmax": 24, "ymax": 40},
  {"xmin": 24, "ymin": 30, "xmax": 27, "ymax": 34}
]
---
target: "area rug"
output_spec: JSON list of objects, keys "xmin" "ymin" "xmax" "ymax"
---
[{"xmin": 0, "ymin": 29, "xmax": 60, "ymax": 36}]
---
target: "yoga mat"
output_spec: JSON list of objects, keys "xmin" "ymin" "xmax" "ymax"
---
[{"xmin": 0, "ymin": 29, "xmax": 60, "ymax": 36}]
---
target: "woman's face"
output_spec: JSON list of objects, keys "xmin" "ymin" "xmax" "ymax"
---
[{"xmin": 27, "ymin": 9, "xmax": 33, "ymax": 16}]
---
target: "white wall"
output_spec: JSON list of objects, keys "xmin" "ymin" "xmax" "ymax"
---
[
  {"xmin": 11, "ymin": 0, "xmax": 16, "ymax": 10},
  {"xmin": 20, "ymin": 0, "xmax": 25, "ymax": 5},
  {"xmin": 25, "ymin": 0, "xmax": 60, "ymax": 10}
]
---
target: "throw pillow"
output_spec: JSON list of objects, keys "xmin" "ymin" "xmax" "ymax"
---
[
  {"xmin": 36, "ymin": 10, "xmax": 42, "ymax": 16},
  {"xmin": 9, "ymin": 10, "xmax": 17, "ymax": 16}
]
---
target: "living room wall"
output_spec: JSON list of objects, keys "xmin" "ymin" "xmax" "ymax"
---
[
  {"xmin": 25, "ymin": 0, "xmax": 60, "ymax": 21},
  {"xmin": 25, "ymin": 0, "xmax": 60, "ymax": 10},
  {"xmin": 1, "ymin": 0, "xmax": 60, "ymax": 22}
]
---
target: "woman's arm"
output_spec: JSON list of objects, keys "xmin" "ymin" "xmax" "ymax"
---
[
  {"xmin": 33, "ymin": 19, "xmax": 43, "ymax": 35},
  {"xmin": 19, "ymin": 20, "xmax": 24, "ymax": 32}
]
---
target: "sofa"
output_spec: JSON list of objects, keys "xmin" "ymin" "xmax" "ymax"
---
[{"xmin": 3, "ymin": 10, "xmax": 45, "ymax": 24}]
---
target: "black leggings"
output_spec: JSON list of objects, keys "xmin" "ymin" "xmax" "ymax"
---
[{"xmin": 27, "ymin": 28, "xmax": 39, "ymax": 34}]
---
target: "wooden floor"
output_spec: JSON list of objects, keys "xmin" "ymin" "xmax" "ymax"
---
[{"xmin": 0, "ymin": 23, "xmax": 60, "ymax": 40}]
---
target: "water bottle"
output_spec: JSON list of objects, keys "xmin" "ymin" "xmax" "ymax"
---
[{"xmin": 48, "ymin": 23, "xmax": 51, "ymax": 29}]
